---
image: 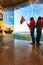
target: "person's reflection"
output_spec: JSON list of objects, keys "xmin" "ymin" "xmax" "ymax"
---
[
  {"xmin": 32, "ymin": 44, "xmax": 35, "ymax": 51},
  {"xmin": 27, "ymin": 44, "xmax": 43, "ymax": 65},
  {"xmin": 35, "ymin": 44, "xmax": 41, "ymax": 54},
  {"xmin": 36, "ymin": 44, "xmax": 43, "ymax": 65}
]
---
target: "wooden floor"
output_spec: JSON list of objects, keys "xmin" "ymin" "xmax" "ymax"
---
[{"xmin": 0, "ymin": 39, "xmax": 43, "ymax": 65}]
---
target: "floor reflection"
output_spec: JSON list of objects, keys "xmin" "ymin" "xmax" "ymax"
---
[
  {"xmin": 0, "ymin": 39, "xmax": 43, "ymax": 65},
  {"xmin": 14, "ymin": 39, "xmax": 43, "ymax": 65}
]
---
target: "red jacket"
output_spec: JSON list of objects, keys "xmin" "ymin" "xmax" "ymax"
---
[
  {"xmin": 36, "ymin": 19, "xmax": 42, "ymax": 29},
  {"xmin": 41, "ymin": 20, "xmax": 43, "ymax": 28},
  {"xmin": 27, "ymin": 20, "xmax": 35, "ymax": 30}
]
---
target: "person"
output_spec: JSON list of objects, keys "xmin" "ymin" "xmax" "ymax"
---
[
  {"xmin": 36, "ymin": 16, "xmax": 42, "ymax": 44},
  {"xmin": 41, "ymin": 17, "xmax": 43, "ymax": 28},
  {"xmin": 27, "ymin": 17, "xmax": 35, "ymax": 44}
]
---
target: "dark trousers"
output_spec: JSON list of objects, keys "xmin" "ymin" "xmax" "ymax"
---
[
  {"xmin": 36, "ymin": 28, "xmax": 42, "ymax": 43},
  {"xmin": 30, "ymin": 28, "xmax": 35, "ymax": 43}
]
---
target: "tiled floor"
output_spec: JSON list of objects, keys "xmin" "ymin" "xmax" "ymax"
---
[{"xmin": 0, "ymin": 39, "xmax": 43, "ymax": 65}]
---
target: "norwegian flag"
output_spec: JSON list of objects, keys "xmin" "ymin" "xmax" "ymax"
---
[{"xmin": 20, "ymin": 16, "xmax": 25, "ymax": 24}]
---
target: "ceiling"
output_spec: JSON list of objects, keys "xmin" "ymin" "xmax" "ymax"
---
[
  {"xmin": 0, "ymin": 0, "xmax": 28, "ymax": 8},
  {"xmin": 0, "ymin": 0, "xmax": 43, "ymax": 9}
]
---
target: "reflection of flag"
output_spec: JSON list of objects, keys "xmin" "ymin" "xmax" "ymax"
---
[{"xmin": 20, "ymin": 16, "xmax": 25, "ymax": 24}]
